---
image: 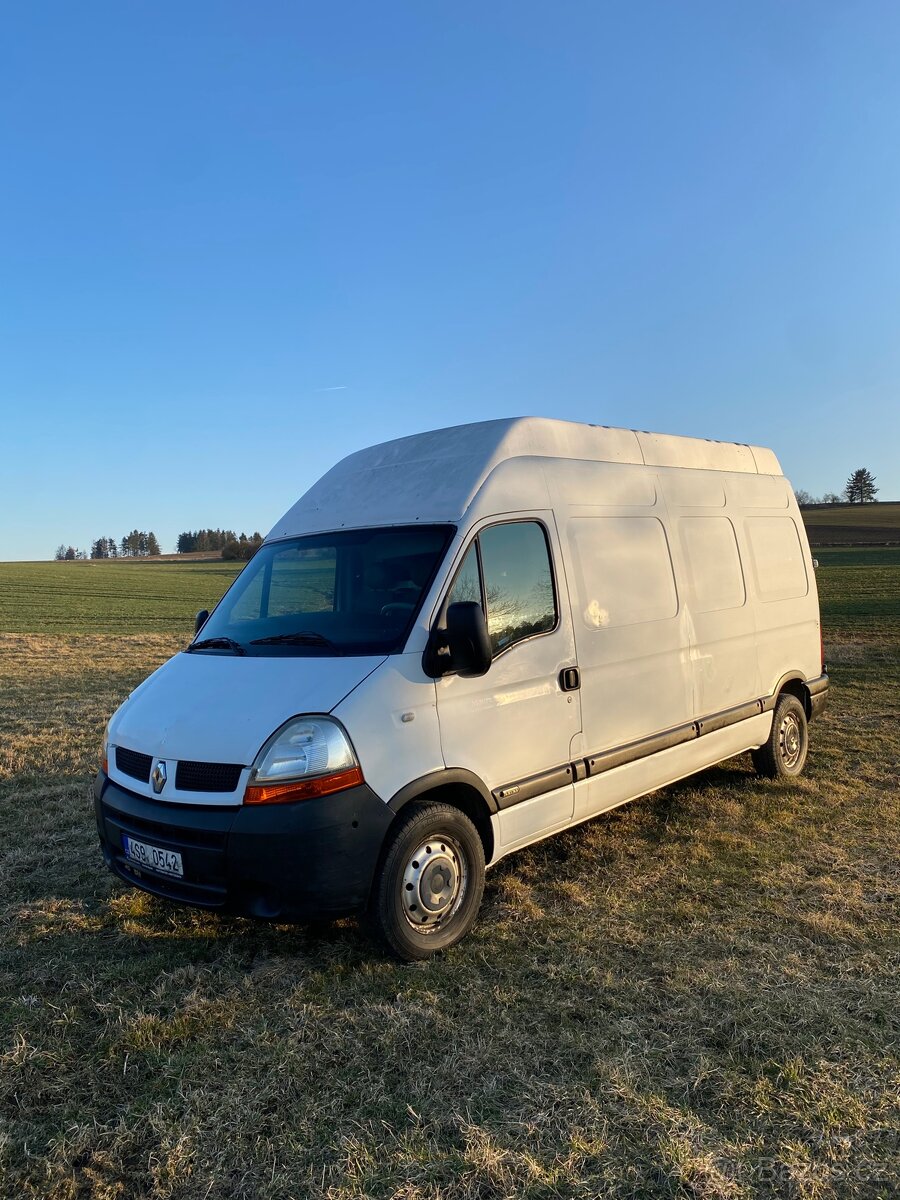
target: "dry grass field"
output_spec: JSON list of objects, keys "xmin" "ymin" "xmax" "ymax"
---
[{"xmin": 0, "ymin": 550, "xmax": 898, "ymax": 1198}]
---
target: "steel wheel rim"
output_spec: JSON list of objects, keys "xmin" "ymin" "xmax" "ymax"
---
[
  {"xmin": 401, "ymin": 834, "xmax": 468, "ymax": 933},
  {"xmin": 779, "ymin": 712, "xmax": 803, "ymax": 769}
]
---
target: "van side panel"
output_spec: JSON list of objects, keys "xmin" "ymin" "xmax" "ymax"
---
[
  {"xmin": 563, "ymin": 510, "xmax": 693, "ymax": 758},
  {"xmin": 543, "ymin": 458, "xmax": 820, "ymax": 832},
  {"xmin": 732, "ymin": 488, "xmax": 822, "ymax": 694},
  {"xmin": 661, "ymin": 468, "xmax": 761, "ymax": 719},
  {"xmin": 546, "ymin": 462, "xmax": 695, "ymax": 823}
]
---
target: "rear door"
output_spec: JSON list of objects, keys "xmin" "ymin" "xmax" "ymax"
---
[{"xmin": 434, "ymin": 516, "xmax": 582, "ymax": 852}]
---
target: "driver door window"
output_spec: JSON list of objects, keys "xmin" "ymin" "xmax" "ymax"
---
[{"xmin": 448, "ymin": 522, "xmax": 557, "ymax": 657}]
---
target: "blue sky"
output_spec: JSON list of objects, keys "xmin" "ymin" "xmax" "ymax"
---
[{"xmin": 1, "ymin": 1, "xmax": 898, "ymax": 559}]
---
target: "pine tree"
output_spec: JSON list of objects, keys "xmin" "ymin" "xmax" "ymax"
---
[
  {"xmin": 147, "ymin": 532, "xmax": 161, "ymax": 556},
  {"xmin": 844, "ymin": 468, "xmax": 878, "ymax": 504}
]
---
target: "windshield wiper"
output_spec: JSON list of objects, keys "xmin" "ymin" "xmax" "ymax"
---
[
  {"xmin": 249, "ymin": 630, "xmax": 339, "ymax": 652},
  {"xmin": 189, "ymin": 636, "xmax": 247, "ymax": 656}
]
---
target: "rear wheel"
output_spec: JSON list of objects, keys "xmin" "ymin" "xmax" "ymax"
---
[
  {"xmin": 752, "ymin": 692, "xmax": 809, "ymax": 779},
  {"xmin": 369, "ymin": 802, "xmax": 485, "ymax": 961}
]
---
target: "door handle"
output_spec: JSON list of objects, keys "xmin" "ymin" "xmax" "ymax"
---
[{"xmin": 559, "ymin": 666, "xmax": 580, "ymax": 691}]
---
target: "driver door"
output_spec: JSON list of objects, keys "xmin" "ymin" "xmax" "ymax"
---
[{"xmin": 434, "ymin": 516, "xmax": 582, "ymax": 852}]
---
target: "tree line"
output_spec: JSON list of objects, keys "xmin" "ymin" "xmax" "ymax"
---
[
  {"xmin": 176, "ymin": 529, "xmax": 264, "ymax": 560},
  {"xmin": 53, "ymin": 527, "xmax": 265, "ymax": 561},
  {"xmin": 795, "ymin": 467, "xmax": 879, "ymax": 507},
  {"xmin": 55, "ymin": 530, "xmax": 161, "ymax": 560}
]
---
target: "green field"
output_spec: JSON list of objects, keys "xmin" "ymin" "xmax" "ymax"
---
[
  {"xmin": 0, "ymin": 554, "xmax": 898, "ymax": 1197},
  {"xmin": 0, "ymin": 559, "xmax": 241, "ymax": 635},
  {"xmin": 814, "ymin": 547, "xmax": 900, "ymax": 639}
]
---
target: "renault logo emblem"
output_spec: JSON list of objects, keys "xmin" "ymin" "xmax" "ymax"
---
[{"xmin": 151, "ymin": 761, "xmax": 167, "ymax": 794}]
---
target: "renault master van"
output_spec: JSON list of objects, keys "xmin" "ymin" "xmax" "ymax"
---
[{"xmin": 94, "ymin": 418, "xmax": 828, "ymax": 959}]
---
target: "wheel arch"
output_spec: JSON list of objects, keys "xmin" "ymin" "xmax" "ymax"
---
[
  {"xmin": 768, "ymin": 671, "xmax": 813, "ymax": 719},
  {"xmin": 387, "ymin": 769, "xmax": 496, "ymax": 865}
]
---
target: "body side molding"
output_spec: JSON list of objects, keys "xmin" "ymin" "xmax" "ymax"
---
[
  {"xmin": 491, "ymin": 674, "xmax": 824, "ymax": 807},
  {"xmin": 492, "ymin": 764, "xmax": 574, "ymax": 810}
]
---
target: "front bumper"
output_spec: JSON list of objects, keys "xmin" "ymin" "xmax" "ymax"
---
[{"xmin": 93, "ymin": 771, "xmax": 394, "ymax": 920}]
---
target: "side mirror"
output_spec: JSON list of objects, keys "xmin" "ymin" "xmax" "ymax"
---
[
  {"xmin": 194, "ymin": 609, "xmax": 210, "ymax": 636},
  {"xmin": 424, "ymin": 601, "xmax": 491, "ymax": 678}
]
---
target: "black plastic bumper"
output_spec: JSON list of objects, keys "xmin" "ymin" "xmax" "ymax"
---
[
  {"xmin": 93, "ymin": 772, "xmax": 394, "ymax": 920},
  {"xmin": 806, "ymin": 672, "xmax": 829, "ymax": 722}
]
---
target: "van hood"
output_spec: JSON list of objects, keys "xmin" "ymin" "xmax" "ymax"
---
[{"xmin": 109, "ymin": 650, "xmax": 386, "ymax": 766}]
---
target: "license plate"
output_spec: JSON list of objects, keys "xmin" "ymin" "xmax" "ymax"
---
[{"xmin": 123, "ymin": 836, "xmax": 183, "ymax": 878}]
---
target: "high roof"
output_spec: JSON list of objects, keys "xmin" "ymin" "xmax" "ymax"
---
[{"xmin": 267, "ymin": 417, "xmax": 783, "ymax": 540}]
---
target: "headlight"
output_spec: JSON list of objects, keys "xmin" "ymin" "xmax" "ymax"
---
[
  {"xmin": 244, "ymin": 716, "xmax": 363, "ymax": 805},
  {"xmin": 101, "ymin": 722, "xmax": 111, "ymax": 773}
]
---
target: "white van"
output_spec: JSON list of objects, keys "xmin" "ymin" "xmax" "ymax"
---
[{"xmin": 95, "ymin": 418, "xmax": 828, "ymax": 959}]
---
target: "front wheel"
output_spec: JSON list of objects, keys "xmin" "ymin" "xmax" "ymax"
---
[
  {"xmin": 752, "ymin": 692, "xmax": 809, "ymax": 779},
  {"xmin": 369, "ymin": 802, "xmax": 485, "ymax": 961}
]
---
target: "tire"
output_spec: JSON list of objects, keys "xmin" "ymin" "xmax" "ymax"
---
[
  {"xmin": 752, "ymin": 692, "xmax": 809, "ymax": 779},
  {"xmin": 368, "ymin": 802, "xmax": 486, "ymax": 961}
]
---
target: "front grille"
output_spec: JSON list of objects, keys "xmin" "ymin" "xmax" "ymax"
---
[
  {"xmin": 115, "ymin": 746, "xmax": 152, "ymax": 783},
  {"xmin": 175, "ymin": 760, "xmax": 243, "ymax": 793}
]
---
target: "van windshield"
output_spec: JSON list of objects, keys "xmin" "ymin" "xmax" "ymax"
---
[{"xmin": 190, "ymin": 525, "xmax": 455, "ymax": 657}]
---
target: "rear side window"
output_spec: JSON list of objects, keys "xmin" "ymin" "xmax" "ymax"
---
[
  {"xmin": 448, "ymin": 522, "xmax": 557, "ymax": 655},
  {"xmin": 745, "ymin": 517, "xmax": 809, "ymax": 602},
  {"xmin": 569, "ymin": 516, "xmax": 678, "ymax": 628},
  {"xmin": 679, "ymin": 517, "xmax": 745, "ymax": 613}
]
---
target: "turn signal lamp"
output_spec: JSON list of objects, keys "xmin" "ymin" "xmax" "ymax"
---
[{"xmin": 244, "ymin": 717, "xmax": 362, "ymax": 806}]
